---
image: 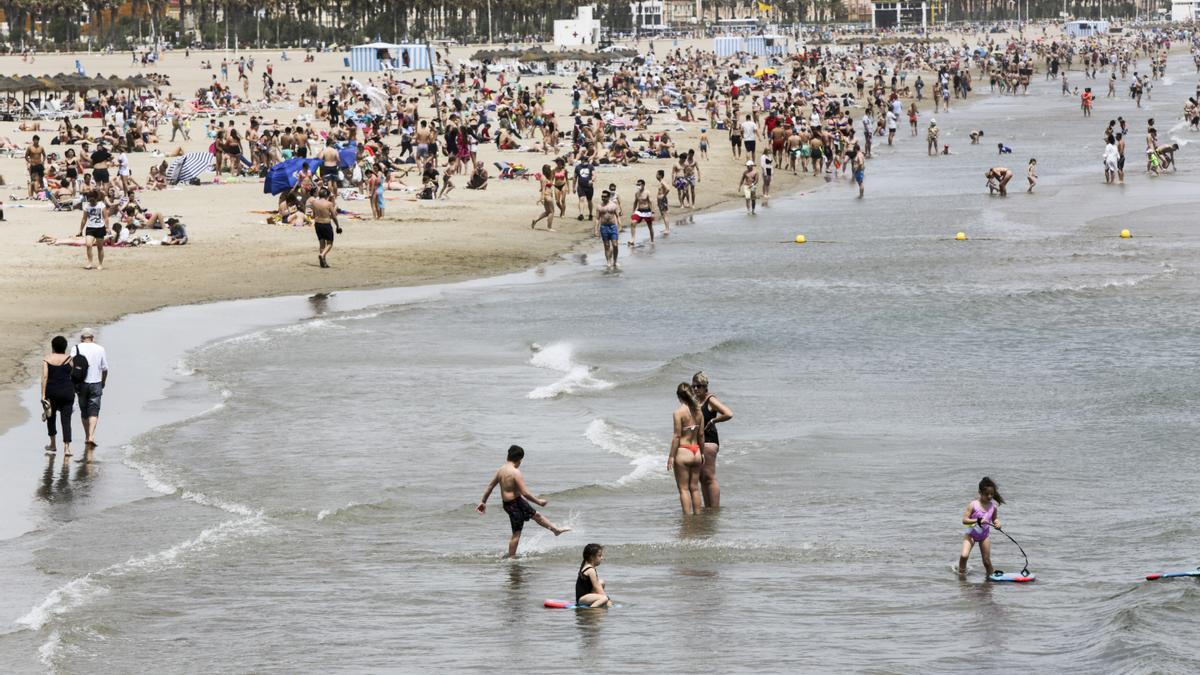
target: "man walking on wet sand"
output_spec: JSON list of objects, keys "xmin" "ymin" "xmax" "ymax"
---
[
  {"xmin": 596, "ymin": 190, "xmax": 620, "ymax": 269},
  {"xmin": 74, "ymin": 328, "xmax": 108, "ymax": 456},
  {"xmin": 309, "ymin": 187, "xmax": 338, "ymax": 268},
  {"xmin": 477, "ymin": 445, "xmax": 570, "ymax": 557}
]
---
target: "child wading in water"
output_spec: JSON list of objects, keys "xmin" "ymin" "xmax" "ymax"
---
[
  {"xmin": 575, "ymin": 543, "xmax": 613, "ymax": 608},
  {"xmin": 477, "ymin": 445, "xmax": 571, "ymax": 557},
  {"xmin": 958, "ymin": 477, "xmax": 1004, "ymax": 577},
  {"xmin": 1026, "ymin": 158, "xmax": 1038, "ymax": 192}
]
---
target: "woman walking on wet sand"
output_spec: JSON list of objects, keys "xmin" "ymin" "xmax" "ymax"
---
[
  {"xmin": 40, "ymin": 335, "xmax": 75, "ymax": 459},
  {"xmin": 531, "ymin": 164, "xmax": 556, "ymax": 231},
  {"xmin": 668, "ymin": 383, "xmax": 706, "ymax": 515}
]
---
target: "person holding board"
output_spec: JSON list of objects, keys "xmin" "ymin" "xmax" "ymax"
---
[{"xmin": 957, "ymin": 477, "xmax": 1003, "ymax": 577}]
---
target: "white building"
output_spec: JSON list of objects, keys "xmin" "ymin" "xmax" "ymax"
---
[
  {"xmin": 871, "ymin": 0, "xmax": 931, "ymax": 28},
  {"xmin": 1171, "ymin": 0, "xmax": 1199, "ymax": 20},
  {"xmin": 1063, "ymin": 20, "xmax": 1109, "ymax": 37},
  {"xmin": 554, "ymin": 5, "xmax": 603, "ymax": 46},
  {"xmin": 630, "ymin": 0, "xmax": 668, "ymax": 30}
]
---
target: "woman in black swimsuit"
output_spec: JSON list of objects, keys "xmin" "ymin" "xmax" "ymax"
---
[
  {"xmin": 692, "ymin": 371, "xmax": 733, "ymax": 509},
  {"xmin": 41, "ymin": 335, "xmax": 76, "ymax": 458},
  {"xmin": 575, "ymin": 543, "xmax": 611, "ymax": 608}
]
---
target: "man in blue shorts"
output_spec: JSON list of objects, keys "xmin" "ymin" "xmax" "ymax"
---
[
  {"xmin": 596, "ymin": 190, "xmax": 620, "ymax": 270},
  {"xmin": 852, "ymin": 144, "xmax": 866, "ymax": 198}
]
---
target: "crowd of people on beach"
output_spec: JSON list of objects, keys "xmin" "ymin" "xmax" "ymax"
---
[
  {"xmin": 17, "ymin": 20, "xmax": 1200, "ymax": 606},
  {"xmin": 6, "ymin": 22, "xmax": 1196, "ymax": 274}
]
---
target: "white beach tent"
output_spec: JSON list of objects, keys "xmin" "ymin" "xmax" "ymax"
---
[{"xmin": 350, "ymin": 42, "xmax": 434, "ymax": 72}]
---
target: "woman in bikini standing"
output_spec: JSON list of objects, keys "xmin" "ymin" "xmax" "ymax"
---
[
  {"xmin": 530, "ymin": 164, "xmax": 556, "ymax": 231},
  {"xmin": 551, "ymin": 157, "xmax": 569, "ymax": 217},
  {"xmin": 668, "ymin": 383, "xmax": 706, "ymax": 515},
  {"xmin": 692, "ymin": 372, "xmax": 732, "ymax": 509}
]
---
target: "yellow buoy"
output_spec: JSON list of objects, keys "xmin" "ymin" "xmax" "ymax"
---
[
  {"xmin": 794, "ymin": 234, "xmax": 807, "ymax": 244},
  {"xmin": 955, "ymin": 232, "xmax": 967, "ymax": 241},
  {"xmin": 1120, "ymin": 229, "xmax": 1132, "ymax": 239}
]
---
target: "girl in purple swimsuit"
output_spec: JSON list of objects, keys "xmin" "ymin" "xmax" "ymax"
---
[{"xmin": 957, "ymin": 477, "xmax": 1004, "ymax": 577}]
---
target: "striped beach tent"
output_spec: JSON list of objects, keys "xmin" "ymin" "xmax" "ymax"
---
[
  {"xmin": 350, "ymin": 42, "xmax": 433, "ymax": 72},
  {"xmin": 166, "ymin": 151, "xmax": 213, "ymax": 184}
]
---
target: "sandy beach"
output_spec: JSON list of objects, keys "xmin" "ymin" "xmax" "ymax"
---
[{"xmin": 0, "ymin": 42, "xmax": 827, "ymax": 434}]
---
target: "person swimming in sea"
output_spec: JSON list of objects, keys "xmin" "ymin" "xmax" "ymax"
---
[
  {"xmin": 477, "ymin": 444, "xmax": 571, "ymax": 557},
  {"xmin": 958, "ymin": 477, "xmax": 1004, "ymax": 577},
  {"xmin": 668, "ymin": 383, "xmax": 706, "ymax": 515},
  {"xmin": 575, "ymin": 543, "xmax": 613, "ymax": 608}
]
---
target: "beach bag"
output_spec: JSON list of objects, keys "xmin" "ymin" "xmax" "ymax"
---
[{"xmin": 70, "ymin": 347, "xmax": 89, "ymax": 385}]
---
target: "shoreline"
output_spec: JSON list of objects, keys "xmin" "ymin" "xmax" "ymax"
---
[
  {"xmin": 0, "ymin": 169, "xmax": 827, "ymax": 440},
  {"xmin": 0, "ymin": 176, "xmax": 826, "ymax": 543}
]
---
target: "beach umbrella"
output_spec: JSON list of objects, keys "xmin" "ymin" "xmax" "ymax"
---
[
  {"xmin": 17, "ymin": 75, "xmax": 42, "ymax": 92},
  {"xmin": 166, "ymin": 151, "xmax": 214, "ymax": 185},
  {"xmin": 337, "ymin": 141, "xmax": 358, "ymax": 170},
  {"xmin": 0, "ymin": 76, "xmax": 21, "ymax": 93},
  {"xmin": 754, "ymin": 67, "xmax": 777, "ymax": 77},
  {"xmin": 264, "ymin": 157, "xmax": 322, "ymax": 195}
]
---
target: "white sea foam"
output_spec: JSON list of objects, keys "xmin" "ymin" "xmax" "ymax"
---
[
  {"xmin": 316, "ymin": 502, "xmax": 360, "ymax": 522},
  {"xmin": 16, "ymin": 515, "xmax": 270, "ymax": 633},
  {"xmin": 526, "ymin": 343, "xmax": 614, "ymax": 399},
  {"xmin": 122, "ymin": 445, "xmax": 177, "ymax": 496},
  {"xmin": 208, "ymin": 318, "xmax": 343, "ymax": 349},
  {"xmin": 585, "ymin": 419, "xmax": 668, "ymax": 486}
]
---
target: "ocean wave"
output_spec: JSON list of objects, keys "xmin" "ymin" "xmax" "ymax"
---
[
  {"xmin": 123, "ymin": 444, "xmax": 257, "ymax": 517},
  {"xmin": 526, "ymin": 343, "xmax": 615, "ymax": 400},
  {"xmin": 122, "ymin": 445, "xmax": 178, "ymax": 496},
  {"xmin": 1010, "ymin": 265, "xmax": 1175, "ymax": 298},
  {"xmin": 205, "ymin": 318, "xmax": 345, "ymax": 349},
  {"xmin": 584, "ymin": 419, "xmax": 668, "ymax": 487},
  {"xmin": 15, "ymin": 514, "xmax": 272, "ymax": 634}
]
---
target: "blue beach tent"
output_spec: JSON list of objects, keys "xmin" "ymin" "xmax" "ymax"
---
[{"xmin": 264, "ymin": 157, "xmax": 322, "ymax": 195}]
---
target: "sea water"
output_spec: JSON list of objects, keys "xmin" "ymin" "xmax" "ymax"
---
[{"xmin": 3, "ymin": 66, "xmax": 1200, "ymax": 673}]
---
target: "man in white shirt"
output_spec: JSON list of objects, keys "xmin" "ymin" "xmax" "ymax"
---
[
  {"xmin": 886, "ymin": 109, "xmax": 898, "ymax": 146},
  {"xmin": 740, "ymin": 115, "xmax": 758, "ymax": 156},
  {"xmin": 74, "ymin": 328, "xmax": 109, "ymax": 453}
]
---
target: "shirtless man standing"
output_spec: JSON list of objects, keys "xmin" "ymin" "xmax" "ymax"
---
[
  {"xmin": 319, "ymin": 139, "xmax": 341, "ymax": 186},
  {"xmin": 629, "ymin": 179, "xmax": 655, "ymax": 246},
  {"xmin": 309, "ymin": 187, "xmax": 337, "ymax": 268},
  {"xmin": 739, "ymin": 159, "xmax": 759, "ymax": 214},
  {"xmin": 655, "ymin": 169, "xmax": 671, "ymax": 234},
  {"xmin": 596, "ymin": 189, "xmax": 620, "ymax": 269},
  {"xmin": 25, "ymin": 134, "xmax": 46, "ymax": 198},
  {"xmin": 477, "ymin": 444, "xmax": 571, "ymax": 558}
]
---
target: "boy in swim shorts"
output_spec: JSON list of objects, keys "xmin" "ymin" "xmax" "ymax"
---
[{"xmin": 477, "ymin": 445, "xmax": 571, "ymax": 557}]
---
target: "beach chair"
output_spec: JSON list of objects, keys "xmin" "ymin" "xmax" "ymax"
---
[{"xmin": 46, "ymin": 189, "xmax": 76, "ymax": 211}]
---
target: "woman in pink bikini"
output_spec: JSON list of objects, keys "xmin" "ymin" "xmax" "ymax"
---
[
  {"xmin": 668, "ymin": 383, "xmax": 706, "ymax": 515},
  {"xmin": 958, "ymin": 477, "xmax": 1004, "ymax": 577}
]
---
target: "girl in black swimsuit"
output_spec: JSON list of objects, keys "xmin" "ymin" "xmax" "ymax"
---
[
  {"xmin": 575, "ymin": 543, "xmax": 611, "ymax": 608},
  {"xmin": 692, "ymin": 371, "xmax": 733, "ymax": 509}
]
